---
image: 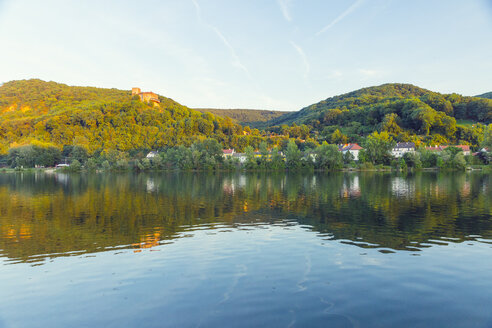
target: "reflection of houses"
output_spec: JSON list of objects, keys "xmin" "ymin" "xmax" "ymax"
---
[
  {"xmin": 146, "ymin": 177, "xmax": 156, "ymax": 192},
  {"xmin": 132, "ymin": 87, "xmax": 160, "ymax": 105},
  {"xmin": 338, "ymin": 143, "xmax": 363, "ymax": 161},
  {"xmin": 233, "ymin": 153, "xmax": 247, "ymax": 163},
  {"xmin": 391, "ymin": 142, "xmax": 416, "ymax": 158},
  {"xmin": 341, "ymin": 175, "xmax": 361, "ymax": 198},
  {"xmin": 222, "ymin": 175, "xmax": 247, "ymax": 193},
  {"xmin": 132, "ymin": 231, "xmax": 161, "ymax": 252},
  {"xmin": 425, "ymin": 145, "xmax": 471, "ymax": 156},
  {"xmin": 391, "ymin": 177, "xmax": 415, "ymax": 197}
]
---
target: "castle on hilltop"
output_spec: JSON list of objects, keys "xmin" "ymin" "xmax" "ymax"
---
[{"xmin": 132, "ymin": 87, "xmax": 160, "ymax": 105}]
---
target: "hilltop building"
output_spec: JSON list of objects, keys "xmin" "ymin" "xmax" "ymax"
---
[{"xmin": 132, "ymin": 87, "xmax": 160, "ymax": 105}]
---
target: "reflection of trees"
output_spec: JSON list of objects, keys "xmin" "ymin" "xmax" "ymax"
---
[{"xmin": 0, "ymin": 172, "xmax": 490, "ymax": 264}]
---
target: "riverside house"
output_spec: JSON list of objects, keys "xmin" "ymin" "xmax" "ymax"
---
[
  {"xmin": 425, "ymin": 145, "xmax": 471, "ymax": 156},
  {"xmin": 391, "ymin": 142, "xmax": 416, "ymax": 158},
  {"xmin": 338, "ymin": 143, "xmax": 364, "ymax": 161}
]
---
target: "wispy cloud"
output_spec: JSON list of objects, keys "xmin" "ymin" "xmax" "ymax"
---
[
  {"xmin": 191, "ymin": 0, "xmax": 250, "ymax": 77},
  {"xmin": 316, "ymin": 0, "xmax": 365, "ymax": 36},
  {"xmin": 290, "ymin": 41, "xmax": 310, "ymax": 81},
  {"xmin": 277, "ymin": 0, "xmax": 292, "ymax": 22}
]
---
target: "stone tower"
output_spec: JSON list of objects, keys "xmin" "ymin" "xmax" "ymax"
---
[{"xmin": 132, "ymin": 87, "xmax": 141, "ymax": 96}]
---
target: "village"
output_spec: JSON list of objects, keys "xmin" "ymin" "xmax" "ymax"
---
[
  {"xmin": 215, "ymin": 142, "xmax": 473, "ymax": 163},
  {"xmin": 139, "ymin": 141, "xmax": 486, "ymax": 172}
]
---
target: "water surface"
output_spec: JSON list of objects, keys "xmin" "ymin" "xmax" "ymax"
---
[{"xmin": 0, "ymin": 172, "xmax": 491, "ymax": 327}]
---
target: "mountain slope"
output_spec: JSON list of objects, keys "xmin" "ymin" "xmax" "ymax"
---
[
  {"xmin": 0, "ymin": 79, "xmax": 247, "ymax": 154},
  {"xmin": 194, "ymin": 108, "xmax": 287, "ymax": 126},
  {"xmin": 476, "ymin": 92, "xmax": 492, "ymax": 99},
  {"xmin": 268, "ymin": 83, "xmax": 491, "ymax": 143}
]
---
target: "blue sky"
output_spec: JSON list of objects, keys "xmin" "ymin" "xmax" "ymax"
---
[{"xmin": 0, "ymin": 0, "xmax": 491, "ymax": 110}]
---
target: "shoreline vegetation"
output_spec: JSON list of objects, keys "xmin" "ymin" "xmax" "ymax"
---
[
  {"xmin": 1, "ymin": 138, "xmax": 490, "ymax": 174},
  {"xmin": 1, "ymin": 166, "xmax": 490, "ymax": 174}
]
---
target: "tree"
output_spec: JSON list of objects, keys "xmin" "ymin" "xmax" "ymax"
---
[
  {"xmin": 482, "ymin": 124, "xmax": 492, "ymax": 150},
  {"xmin": 285, "ymin": 140, "xmax": 302, "ymax": 170},
  {"xmin": 244, "ymin": 146, "xmax": 257, "ymax": 170},
  {"xmin": 68, "ymin": 159, "xmax": 82, "ymax": 172},
  {"xmin": 402, "ymin": 152, "xmax": 422, "ymax": 169},
  {"xmin": 343, "ymin": 151, "xmax": 354, "ymax": 164},
  {"xmin": 86, "ymin": 158, "xmax": 98, "ymax": 171},
  {"xmin": 381, "ymin": 113, "xmax": 401, "ymax": 135},
  {"xmin": 452, "ymin": 152, "xmax": 467, "ymax": 170},
  {"xmin": 364, "ymin": 131, "xmax": 396, "ymax": 164},
  {"xmin": 314, "ymin": 142, "xmax": 343, "ymax": 170},
  {"xmin": 331, "ymin": 129, "xmax": 347, "ymax": 144},
  {"xmin": 270, "ymin": 146, "xmax": 285, "ymax": 170},
  {"xmin": 70, "ymin": 146, "xmax": 88, "ymax": 164},
  {"xmin": 259, "ymin": 141, "xmax": 269, "ymax": 169}
]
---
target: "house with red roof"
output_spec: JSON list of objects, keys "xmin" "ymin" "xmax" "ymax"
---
[
  {"xmin": 425, "ymin": 145, "xmax": 471, "ymax": 156},
  {"xmin": 338, "ymin": 143, "xmax": 364, "ymax": 161},
  {"xmin": 222, "ymin": 149, "xmax": 235, "ymax": 158}
]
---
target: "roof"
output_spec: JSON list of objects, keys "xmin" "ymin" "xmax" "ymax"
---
[
  {"xmin": 222, "ymin": 149, "xmax": 235, "ymax": 154},
  {"xmin": 445, "ymin": 145, "xmax": 470, "ymax": 151},
  {"xmin": 339, "ymin": 143, "xmax": 363, "ymax": 151},
  {"xmin": 395, "ymin": 142, "xmax": 415, "ymax": 149},
  {"xmin": 428, "ymin": 145, "xmax": 471, "ymax": 152},
  {"xmin": 425, "ymin": 146, "xmax": 442, "ymax": 151},
  {"xmin": 347, "ymin": 143, "xmax": 363, "ymax": 150}
]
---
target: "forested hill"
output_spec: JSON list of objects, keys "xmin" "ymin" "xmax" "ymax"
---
[
  {"xmin": 267, "ymin": 83, "xmax": 492, "ymax": 144},
  {"xmin": 476, "ymin": 92, "xmax": 492, "ymax": 99},
  {"xmin": 194, "ymin": 108, "xmax": 287, "ymax": 126},
  {"xmin": 0, "ymin": 79, "xmax": 251, "ymax": 154}
]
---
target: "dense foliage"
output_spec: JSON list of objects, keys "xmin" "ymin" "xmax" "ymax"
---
[
  {"xmin": 194, "ymin": 108, "xmax": 287, "ymax": 126},
  {"xmin": 268, "ymin": 84, "xmax": 491, "ymax": 146},
  {"xmin": 0, "ymin": 79, "xmax": 279, "ymax": 155}
]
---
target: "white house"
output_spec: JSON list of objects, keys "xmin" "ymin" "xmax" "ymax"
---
[
  {"xmin": 222, "ymin": 149, "xmax": 235, "ymax": 158},
  {"xmin": 391, "ymin": 142, "xmax": 416, "ymax": 158},
  {"xmin": 339, "ymin": 143, "xmax": 363, "ymax": 161},
  {"xmin": 233, "ymin": 153, "xmax": 247, "ymax": 163},
  {"xmin": 146, "ymin": 151, "xmax": 159, "ymax": 158}
]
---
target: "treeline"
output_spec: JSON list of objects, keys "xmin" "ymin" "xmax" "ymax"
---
[
  {"xmin": 3, "ymin": 128, "xmax": 491, "ymax": 172},
  {"xmin": 194, "ymin": 108, "xmax": 288, "ymax": 126}
]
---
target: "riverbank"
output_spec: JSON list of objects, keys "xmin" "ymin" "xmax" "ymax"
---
[{"xmin": 1, "ymin": 165, "xmax": 490, "ymax": 174}]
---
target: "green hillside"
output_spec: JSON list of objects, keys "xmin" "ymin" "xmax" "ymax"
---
[
  {"xmin": 268, "ymin": 83, "xmax": 491, "ymax": 145},
  {"xmin": 0, "ymin": 79, "xmax": 254, "ymax": 154},
  {"xmin": 476, "ymin": 92, "xmax": 492, "ymax": 99},
  {"xmin": 194, "ymin": 108, "xmax": 288, "ymax": 126}
]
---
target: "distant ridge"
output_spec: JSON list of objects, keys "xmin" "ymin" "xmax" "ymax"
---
[
  {"xmin": 476, "ymin": 92, "xmax": 492, "ymax": 99},
  {"xmin": 265, "ymin": 83, "xmax": 491, "ymax": 144},
  {"xmin": 194, "ymin": 108, "xmax": 287, "ymax": 126}
]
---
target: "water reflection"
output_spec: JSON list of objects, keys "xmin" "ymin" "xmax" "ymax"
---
[{"xmin": 0, "ymin": 172, "xmax": 491, "ymax": 265}]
